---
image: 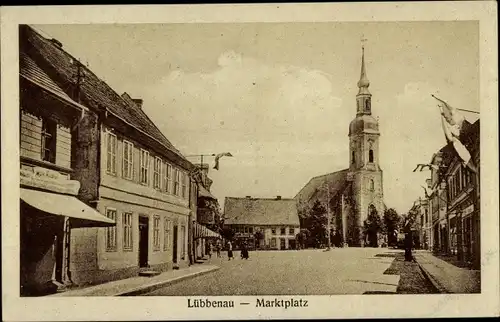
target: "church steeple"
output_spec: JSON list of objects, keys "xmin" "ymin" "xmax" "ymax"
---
[
  {"xmin": 355, "ymin": 45, "xmax": 372, "ymax": 115},
  {"xmin": 357, "ymin": 46, "xmax": 370, "ymax": 95}
]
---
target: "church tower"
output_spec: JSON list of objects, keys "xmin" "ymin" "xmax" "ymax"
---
[{"xmin": 347, "ymin": 46, "xmax": 384, "ymax": 246}]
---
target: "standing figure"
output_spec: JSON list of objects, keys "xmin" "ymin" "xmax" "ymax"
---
[
  {"xmin": 240, "ymin": 241, "xmax": 249, "ymax": 259},
  {"xmin": 208, "ymin": 241, "xmax": 213, "ymax": 259},
  {"xmin": 227, "ymin": 241, "xmax": 234, "ymax": 261},
  {"xmin": 216, "ymin": 240, "xmax": 221, "ymax": 258}
]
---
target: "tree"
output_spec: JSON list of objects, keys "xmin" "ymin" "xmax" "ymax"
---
[
  {"xmin": 295, "ymin": 230, "xmax": 308, "ymax": 249},
  {"xmin": 363, "ymin": 206, "xmax": 383, "ymax": 247},
  {"xmin": 383, "ymin": 208, "xmax": 401, "ymax": 247},
  {"xmin": 303, "ymin": 200, "xmax": 328, "ymax": 248},
  {"xmin": 221, "ymin": 226, "xmax": 235, "ymax": 241}
]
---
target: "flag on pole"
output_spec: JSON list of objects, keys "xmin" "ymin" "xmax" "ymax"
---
[
  {"xmin": 213, "ymin": 152, "xmax": 233, "ymax": 170},
  {"xmin": 432, "ymin": 95, "xmax": 477, "ymax": 173}
]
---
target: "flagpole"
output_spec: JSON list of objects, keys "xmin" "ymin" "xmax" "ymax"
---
[{"xmin": 431, "ymin": 94, "xmax": 480, "ymax": 114}]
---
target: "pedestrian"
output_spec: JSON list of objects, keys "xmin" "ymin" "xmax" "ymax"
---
[
  {"xmin": 241, "ymin": 241, "xmax": 249, "ymax": 260},
  {"xmin": 216, "ymin": 240, "xmax": 221, "ymax": 258},
  {"xmin": 227, "ymin": 241, "xmax": 233, "ymax": 260}
]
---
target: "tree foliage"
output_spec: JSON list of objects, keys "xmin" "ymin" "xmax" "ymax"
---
[
  {"xmin": 383, "ymin": 208, "xmax": 401, "ymax": 246},
  {"xmin": 254, "ymin": 230, "xmax": 264, "ymax": 241},
  {"xmin": 302, "ymin": 200, "xmax": 328, "ymax": 248},
  {"xmin": 363, "ymin": 206, "xmax": 382, "ymax": 247},
  {"xmin": 221, "ymin": 226, "xmax": 235, "ymax": 241}
]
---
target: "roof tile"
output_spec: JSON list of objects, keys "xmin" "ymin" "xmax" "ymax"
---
[{"xmin": 224, "ymin": 197, "xmax": 300, "ymax": 226}]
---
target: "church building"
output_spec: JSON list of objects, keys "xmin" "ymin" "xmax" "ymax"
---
[{"xmin": 294, "ymin": 46, "xmax": 386, "ymax": 247}]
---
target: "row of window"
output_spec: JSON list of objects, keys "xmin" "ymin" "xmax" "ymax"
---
[
  {"xmin": 105, "ymin": 208, "xmax": 183, "ymax": 254},
  {"xmin": 232, "ymin": 226, "xmax": 296, "ymax": 236},
  {"xmin": 106, "ymin": 131, "xmax": 189, "ymax": 199},
  {"xmin": 448, "ymin": 166, "xmax": 473, "ymax": 201},
  {"xmin": 271, "ymin": 227, "xmax": 295, "ymax": 236}
]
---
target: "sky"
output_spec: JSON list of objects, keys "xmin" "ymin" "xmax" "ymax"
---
[{"xmin": 33, "ymin": 21, "xmax": 480, "ymax": 214}]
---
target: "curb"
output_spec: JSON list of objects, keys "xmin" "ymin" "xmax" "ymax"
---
[
  {"xmin": 116, "ymin": 266, "xmax": 221, "ymax": 296},
  {"xmin": 414, "ymin": 258, "xmax": 449, "ymax": 294}
]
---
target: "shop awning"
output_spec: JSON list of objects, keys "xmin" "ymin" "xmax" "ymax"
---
[
  {"xmin": 21, "ymin": 188, "xmax": 115, "ymax": 228},
  {"xmin": 193, "ymin": 222, "xmax": 221, "ymax": 239},
  {"xmin": 198, "ymin": 185, "xmax": 217, "ymax": 200}
]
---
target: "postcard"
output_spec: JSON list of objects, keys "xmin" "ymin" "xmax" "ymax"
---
[{"xmin": 1, "ymin": 2, "xmax": 498, "ymax": 320}]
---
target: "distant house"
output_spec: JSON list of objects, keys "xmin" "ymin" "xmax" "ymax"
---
[{"xmin": 223, "ymin": 196, "xmax": 300, "ymax": 250}]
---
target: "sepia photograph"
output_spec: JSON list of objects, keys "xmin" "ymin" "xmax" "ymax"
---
[{"xmin": 1, "ymin": 2, "xmax": 499, "ymax": 321}]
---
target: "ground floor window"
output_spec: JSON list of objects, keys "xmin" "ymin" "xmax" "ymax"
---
[
  {"xmin": 153, "ymin": 215, "xmax": 161, "ymax": 251},
  {"xmin": 180, "ymin": 225, "xmax": 186, "ymax": 260},
  {"xmin": 123, "ymin": 212, "xmax": 133, "ymax": 251},
  {"xmin": 270, "ymin": 238, "xmax": 277, "ymax": 249},
  {"xmin": 164, "ymin": 218, "xmax": 171, "ymax": 251},
  {"xmin": 105, "ymin": 208, "xmax": 117, "ymax": 252}
]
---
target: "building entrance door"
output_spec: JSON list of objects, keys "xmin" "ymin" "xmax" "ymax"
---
[
  {"xmin": 172, "ymin": 225, "xmax": 178, "ymax": 264},
  {"xmin": 139, "ymin": 216, "xmax": 149, "ymax": 268}
]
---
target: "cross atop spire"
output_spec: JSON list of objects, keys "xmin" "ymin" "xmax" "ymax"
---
[{"xmin": 357, "ymin": 39, "xmax": 370, "ymax": 95}]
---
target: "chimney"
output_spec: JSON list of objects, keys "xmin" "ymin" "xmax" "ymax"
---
[
  {"xmin": 132, "ymin": 98, "xmax": 143, "ymax": 109},
  {"xmin": 50, "ymin": 38, "xmax": 63, "ymax": 48},
  {"xmin": 276, "ymin": 196, "xmax": 282, "ymax": 200}
]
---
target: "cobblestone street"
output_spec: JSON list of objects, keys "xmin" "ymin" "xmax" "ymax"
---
[{"xmin": 143, "ymin": 248, "xmax": 436, "ymax": 296}]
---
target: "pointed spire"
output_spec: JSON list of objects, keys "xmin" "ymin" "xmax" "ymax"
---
[{"xmin": 357, "ymin": 46, "xmax": 371, "ymax": 95}]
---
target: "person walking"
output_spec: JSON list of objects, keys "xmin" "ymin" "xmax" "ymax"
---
[{"xmin": 227, "ymin": 241, "xmax": 234, "ymax": 261}]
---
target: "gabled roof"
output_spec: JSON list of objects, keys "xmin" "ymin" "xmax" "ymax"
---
[
  {"xmin": 294, "ymin": 169, "xmax": 349, "ymax": 205},
  {"xmin": 20, "ymin": 25, "xmax": 190, "ymax": 169},
  {"xmin": 224, "ymin": 197, "xmax": 300, "ymax": 226}
]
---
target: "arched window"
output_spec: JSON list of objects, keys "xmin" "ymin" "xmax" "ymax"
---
[
  {"xmin": 369, "ymin": 179, "xmax": 374, "ymax": 191},
  {"xmin": 351, "ymin": 151, "xmax": 355, "ymax": 164},
  {"xmin": 369, "ymin": 149, "xmax": 374, "ymax": 163}
]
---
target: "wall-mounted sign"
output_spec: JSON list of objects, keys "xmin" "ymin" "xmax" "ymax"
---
[{"xmin": 20, "ymin": 166, "xmax": 80, "ymax": 195}]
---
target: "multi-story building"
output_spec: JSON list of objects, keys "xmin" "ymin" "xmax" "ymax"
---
[
  {"xmin": 19, "ymin": 45, "xmax": 114, "ymax": 295},
  {"xmin": 191, "ymin": 163, "xmax": 222, "ymax": 259},
  {"xmin": 428, "ymin": 148, "xmax": 450, "ymax": 254},
  {"xmin": 444, "ymin": 120, "xmax": 480, "ymax": 269},
  {"xmin": 426, "ymin": 119, "xmax": 479, "ymax": 270},
  {"xmin": 412, "ymin": 197, "xmax": 431, "ymax": 250},
  {"xmin": 223, "ymin": 196, "xmax": 300, "ymax": 250},
  {"xmin": 21, "ymin": 25, "xmax": 194, "ymax": 286}
]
